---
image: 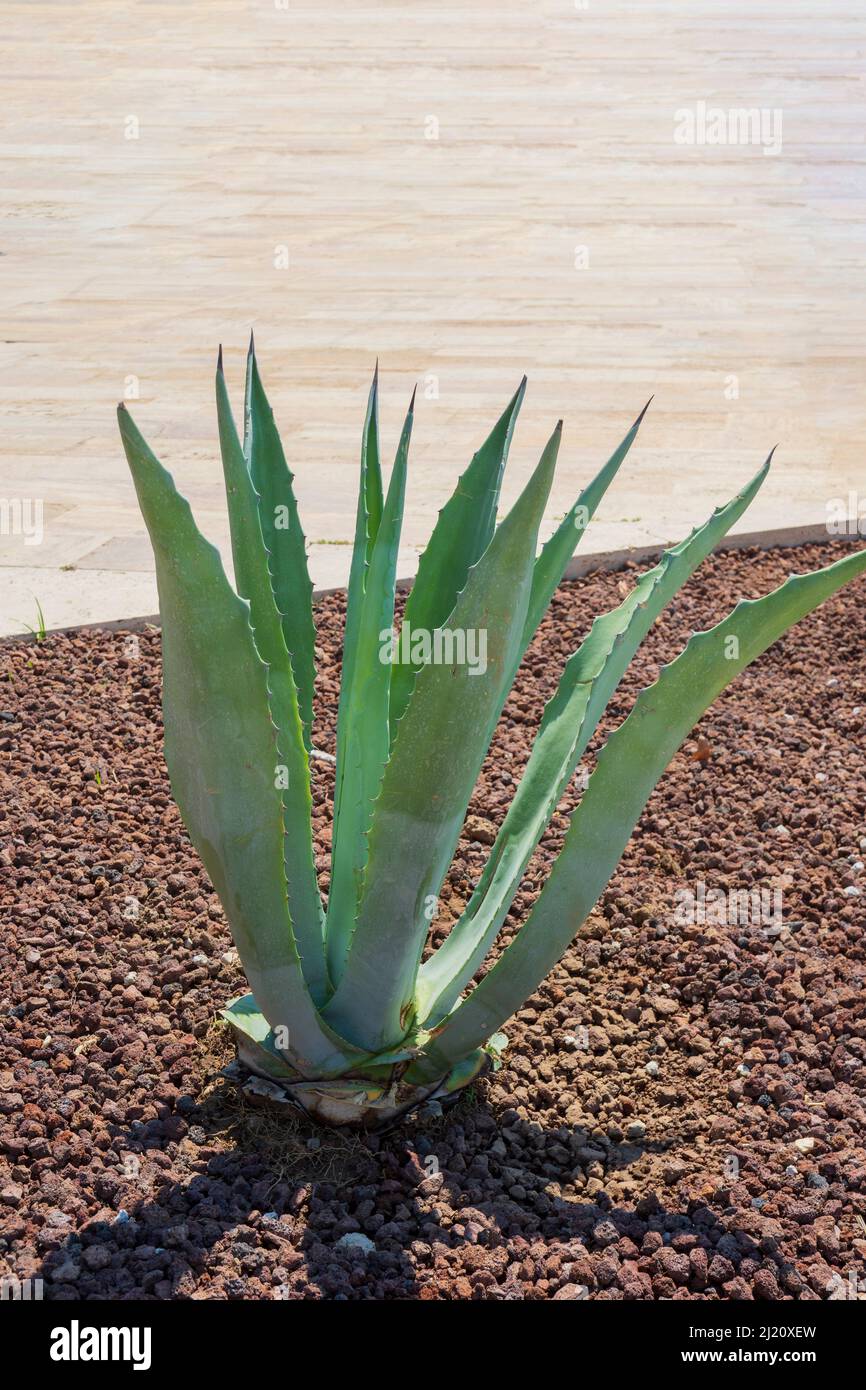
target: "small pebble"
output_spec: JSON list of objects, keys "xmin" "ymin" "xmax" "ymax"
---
[
  {"xmin": 807, "ymin": 1172, "xmax": 829, "ymax": 1191},
  {"xmin": 336, "ymin": 1233, "xmax": 375, "ymax": 1255}
]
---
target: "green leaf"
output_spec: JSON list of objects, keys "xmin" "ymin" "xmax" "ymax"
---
[
  {"xmin": 325, "ymin": 397, "xmax": 414, "ymax": 980},
  {"xmin": 117, "ymin": 404, "xmax": 357, "ymax": 1075},
  {"xmin": 414, "ymin": 543, "xmax": 866, "ymax": 1077},
  {"xmin": 244, "ymin": 342, "xmax": 317, "ymax": 752},
  {"xmin": 330, "ymin": 369, "xmax": 381, "ymax": 936},
  {"xmin": 221, "ymin": 993, "xmax": 301, "ymax": 1082},
  {"xmin": 388, "ymin": 379, "xmax": 526, "ymax": 731},
  {"xmin": 339, "ymin": 367, "xmax": 384, "ymax": 724},
  {"xmin": 215, "ymin": 360, "xmax": 327, "ymax": 1002},
  {"xmin": 416, "ymin": 454, "xmax": 771, "ymax": 1024},
  {"xmin": 359, "ymin": 364, "xmax": 385, "ymax": 563},
  {"xmin": 324, "ymin": 426, "xmax": 561, "ymax": 1053},
  {"xmin": 520, "ymin": 398, "xmax": 651, "ymax": 656}
]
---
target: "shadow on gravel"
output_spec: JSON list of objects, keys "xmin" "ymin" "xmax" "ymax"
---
[{"xmin": 36, "ymin": 1080, "xmax": 731, "ymax": 1301}]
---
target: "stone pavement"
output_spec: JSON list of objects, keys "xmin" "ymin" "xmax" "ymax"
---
[{"xmin": 2, "ymin": 2, "xmax": 864, "ymax": 635}]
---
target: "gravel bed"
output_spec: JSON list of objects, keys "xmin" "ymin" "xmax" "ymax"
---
[{"xmin": 1, "ymin": 540, "xmax": 864, "ymax": 1301}]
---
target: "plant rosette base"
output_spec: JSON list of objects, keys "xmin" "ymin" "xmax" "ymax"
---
[{"xmin": 220, "ymin": 994, "xmax": 507, "ymax": 1130}]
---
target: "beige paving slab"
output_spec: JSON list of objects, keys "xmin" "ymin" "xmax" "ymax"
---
[{"xmin": 1, "ymin": 1, "xmax": 865, "ymax": 637}]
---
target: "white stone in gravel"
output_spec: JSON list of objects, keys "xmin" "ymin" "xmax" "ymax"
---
[
  {"xmin": 843, "ymin": 885, "xmax": 861, "ymax": 897},
  {"xmin": 793, "ymin": 1137, "xmax": 816, "ymax": 1154},
  {"xmin": 336, "ymin": 1233, "xmax": 376, "ymax": 1254},
  {"xmin": 645, "ymin": 1061, "xmax": 659, "ymax": 1077}
]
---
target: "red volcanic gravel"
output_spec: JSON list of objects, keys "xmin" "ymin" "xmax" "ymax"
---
[{"xmin": 1, "ymin": 539, "xmax": 865, "ymax": 1301}]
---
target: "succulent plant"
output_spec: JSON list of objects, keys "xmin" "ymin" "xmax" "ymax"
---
[{"xmin": 118, "ymin": 344, "xmax": 866, "ymax": 1127}]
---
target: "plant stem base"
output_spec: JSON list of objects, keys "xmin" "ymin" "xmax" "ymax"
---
[
  {"xmin": 221, "ymin": 995, "xmax": 491, "ymax": 1130},
  {"xmin": 226, "ymin": 1039, "xmax": 488, "ymax": 1132}
]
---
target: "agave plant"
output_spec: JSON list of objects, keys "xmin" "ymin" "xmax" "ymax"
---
[{"xmin": 118, "ymin": 344, "xmax": 866, "ymax": 1128}]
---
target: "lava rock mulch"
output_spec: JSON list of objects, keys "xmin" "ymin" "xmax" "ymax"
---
[{"xmin": 1, "ymin": 540, "xmax": 865, "ymax": 1301}]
